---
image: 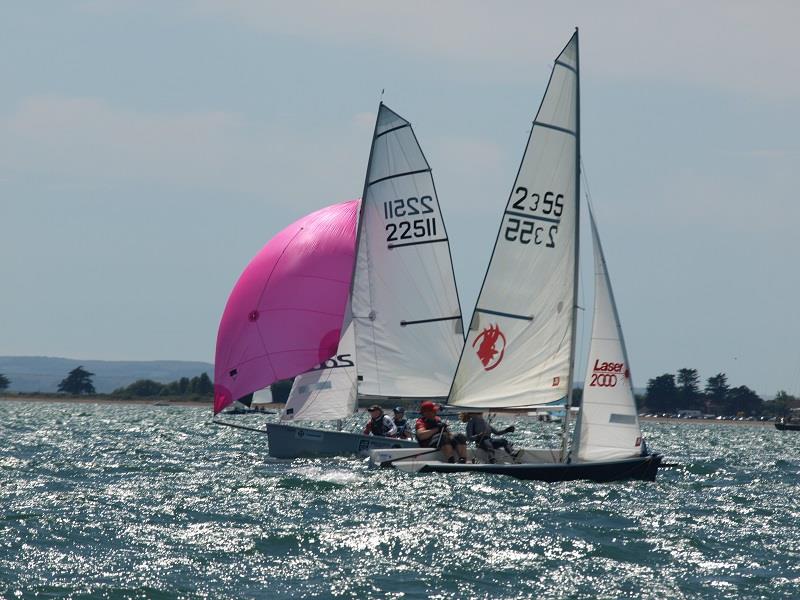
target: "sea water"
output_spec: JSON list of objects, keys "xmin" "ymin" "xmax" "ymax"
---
[{"xmin": 1, "ymin": 401, "xmax": 798, "ymax": 599}]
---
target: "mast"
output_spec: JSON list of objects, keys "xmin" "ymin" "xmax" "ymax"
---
[{"xmin": 561, "ymin": 27, "xmax": 580, "ymax": 462}]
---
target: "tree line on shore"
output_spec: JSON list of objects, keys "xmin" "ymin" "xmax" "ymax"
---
[
  {"xmin": 640, "ymin": 368, "xmax": 797, "ymax": 417},
  {"xmin": 0, "ymin": 367, "xmax": 213, "ymax": 398},
  {"xmin": 1, "ymin": 366, "xmax": 797, "ymax": 416},
  {"xmin": 112, "ymin": 372, "xmax": 213, "ymax": 398}
]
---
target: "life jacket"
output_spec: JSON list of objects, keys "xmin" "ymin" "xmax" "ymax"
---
[
  {"xmin": 415, "ymin": 416, "xmax": 441, "ymax": 447},
  {"xmin": 370, "ymin": 415, "xmax": 390, "ymax": 436},
  {"xmin": 394, "ymin": 418, "xmax": 409, "ymax": 438}
]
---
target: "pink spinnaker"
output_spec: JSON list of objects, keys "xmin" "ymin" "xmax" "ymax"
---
[{"xmin": 213, "ymin": 199, "xmax": 360, "ymax": 413}]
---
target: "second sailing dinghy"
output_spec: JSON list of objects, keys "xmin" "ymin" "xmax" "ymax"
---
[
  {"xmin": 265, "ymin": 315, "xmax": 418, "ymax": 458},
  {"xmin": 369, "ymin": 30, "xmax": 662, "ymax": 482},
  {"xmin": 265, "ymin": 103, "xmax": 465, "ymax": 458}
]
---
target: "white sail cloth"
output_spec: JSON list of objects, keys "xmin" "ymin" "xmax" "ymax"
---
[
  {"xmin": 351, "ymin": 104, "xmax": 463, "ymax": 398},
  {"xmin": 572, "ymin": 208, "xmax": 643, "ymax": 461},
  {"xmin": 281, "ymin": 320, "xmax": 358, "ymax": 422},
  {"xmin": 450, "ymin": 34, "xmax": 579, "ymax": 409}
]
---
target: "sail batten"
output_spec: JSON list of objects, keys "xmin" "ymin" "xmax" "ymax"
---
[{"xmin": 369, "ymin": 168, "xmax": 431, "ymax": 186}]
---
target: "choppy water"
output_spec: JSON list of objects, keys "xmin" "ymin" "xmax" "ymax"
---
[{"xmin": 1, "ymin": 401, "xmax": 798, "ymax": 599}]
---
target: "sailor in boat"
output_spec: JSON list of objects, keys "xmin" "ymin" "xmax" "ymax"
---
[
  {"xmin": 392, "ymin": 407, "xmax": 412, "ymax": 440},
  {"xmin": 363, "ymin": 405, "xmax": 398, "ymax": 438},
  {"xmin": 462, "ymin": 412, "xmax": 517, "ymax": 464},
  {"xmin": 415, "ymin": 401, "xmax": 468, "ymax": 463}
]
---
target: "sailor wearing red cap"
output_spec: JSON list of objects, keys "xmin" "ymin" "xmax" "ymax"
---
[{"xmin": 415, "ymin": 401, "xmax": 468, "ymax": 463}]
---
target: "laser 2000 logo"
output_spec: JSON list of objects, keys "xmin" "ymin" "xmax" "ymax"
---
[{"xmin": 589, "ymin": 359, "xmax": 630, "ymax": 387}]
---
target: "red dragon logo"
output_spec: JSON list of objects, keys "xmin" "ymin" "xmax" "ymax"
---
[{"xmin": 473, "ymin": 324, "xmax": 506, "ymax": 371}]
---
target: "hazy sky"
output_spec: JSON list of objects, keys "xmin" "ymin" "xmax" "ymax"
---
[{"xmin": 2, "ymin": 1, "xmax": 799, "ymax": 397}]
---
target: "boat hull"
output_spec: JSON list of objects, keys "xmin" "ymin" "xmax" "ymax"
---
[
  {"xmin": 775, "ymin": 422, "xmax": 800, "ymax": 431},
  {"xmin": 370, "ymin": 447, "xmax": 662, "ymax": 482},
  {"xmin": 410, "ymin": 454, "xmax": 661, "ymax": 482},
  {"xmin": 266, "ymin": 423, "xmax": 417, "ymax": 459}
]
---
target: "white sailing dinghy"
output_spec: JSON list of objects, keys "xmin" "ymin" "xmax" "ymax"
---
[
  {"xmin": 369, "ymin": 30, "xmax": 662, "ymax": 482},
  {"xmin": 265, "ymin": 102, "xmax": 465, "ymax": 458}
]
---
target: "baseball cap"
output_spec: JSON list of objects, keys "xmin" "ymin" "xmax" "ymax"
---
[
  {"xmin": 419, "ymin": 401, "xmax": 437, "ymax": 412},
  {"xmin": 393, "ymin": 406, "xmax": 405, "ymax": 414}
]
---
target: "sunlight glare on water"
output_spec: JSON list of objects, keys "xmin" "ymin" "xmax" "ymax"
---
[{"xmin": 1, "ymin": 400, "xmax": 799, "ymax": 599}]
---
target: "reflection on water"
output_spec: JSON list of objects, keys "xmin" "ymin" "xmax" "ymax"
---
[{"xmin": 1, "ymin": 401, "xmax": 798, "ymax": 599}]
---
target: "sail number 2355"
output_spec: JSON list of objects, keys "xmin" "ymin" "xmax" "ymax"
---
[
  {"xmin": 505, "ymin": 219, "xmax": 557, "ymax": 247},
  {"xmin": 505, "ymin": 187, "xmax": 562, "ymax": 248},
  {"xmin": 512, "ymin": 187, "xmax": 564, "ymax": 216}
]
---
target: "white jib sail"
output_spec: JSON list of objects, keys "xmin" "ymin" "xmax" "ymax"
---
[
  {"xmin": 572, "ymin": 207, "xmax": 643, "ymax": 461},
  {"xmin": 351, "ymin": 104, "xmax": 463, "ymax": 397},
  {"xmin": 282, "ymin": 320, "xmax": 357, "ymax": 421},
  {"xmin": 449, "ymin": 33, "xmax": 579, "ymax": 409}
]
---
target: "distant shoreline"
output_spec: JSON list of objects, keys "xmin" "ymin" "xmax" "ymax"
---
[
  {"xmin": 0, "ymin": 396, "xmax": 780, "ymax": 427},
  {"xmin": 0, "ymin": 394, "xmax": 212, "ymax": 407},
  {"xmin": 640, "ymin": 416, "xmax": 774, "ymax": 428}
]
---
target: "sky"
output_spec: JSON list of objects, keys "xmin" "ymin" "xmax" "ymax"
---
[{"xmin": 1, "ymin": 1, "xmax": 799, "ymax": 397}]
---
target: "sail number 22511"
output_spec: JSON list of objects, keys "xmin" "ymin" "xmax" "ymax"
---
[{"xmin": 383, "ymin": 196, "xmax": 438, "ymax": 244}]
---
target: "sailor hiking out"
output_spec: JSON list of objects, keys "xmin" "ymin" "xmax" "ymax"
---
[
  {"xmin": 415, "ymin": 401, "xmax": 468, "ymax": 463},
  {"xmin": 462, "ymin": 412, "xmax": 516, "ymax": 463}
]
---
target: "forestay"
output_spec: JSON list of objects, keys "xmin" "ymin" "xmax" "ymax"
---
[
  {"xmin": 450, "ymin": 33, "xmax": 579, "ymax": 409},
  {"xmin": 282, "ymin": 319, "xmax": 357, "ymax": 422},
  {"xmin": 351, "ymin": 104, "xmax": 463, "ymax": 397},
  {"xmin": 572, "ymin": 208, "xmax": 643, "ymax": 461}
]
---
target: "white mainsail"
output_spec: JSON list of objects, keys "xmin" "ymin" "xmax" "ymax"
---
[
  {"xmin": 352, "ymin": 103, "xmax": 464, "ymax": 397},
  {"xmin": 449, "ymin": 33, "xmax": 579, "ymax": 409},
  {"xmin": 281, "ymin": 320, "xmax": 357, "ymax": 422},
  {"xmin": 572, "ymin": 207, "xmax": 643, "ymax": 461}
]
